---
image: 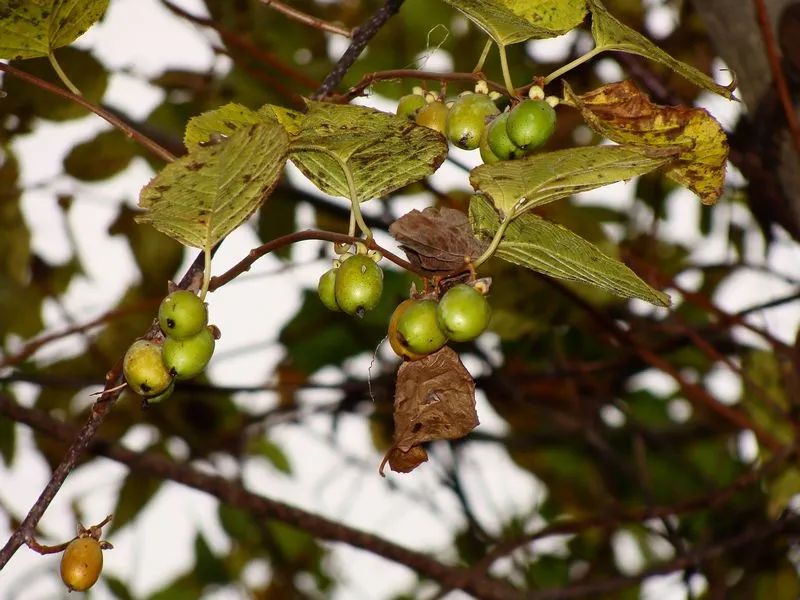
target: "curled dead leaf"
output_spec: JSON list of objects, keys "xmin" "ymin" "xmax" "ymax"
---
[
  {"xmin": 380, "ymin": 346, "xmax": 479, "ymax": 475},
  {"xmin": 564, "ymin": 80, "xmax": 728, "ymax": 205},
  {"xmin": 389, "ymin": 207, "xmax": 488, "ymax": 276}
]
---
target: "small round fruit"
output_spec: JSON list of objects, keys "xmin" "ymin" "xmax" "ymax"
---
[
  {"xmin": 436, "ymin": 284, "xmax": 491, "ymax": 342},
  {"xmin": 158, "ymin": 290, "xmax": 208, "ymax": 339},
  {"xmin": 395, "ymin": 299, "xmax": 448, "ymax": 357},
  {"xmin": 487, "ymin": 112, "xmax": 526, "ymax": 160},
  {"xmin": 446, "ymin": 93, "xmax": 500, "ymax": 150},
  {"xmin": 479, "ymin": 125, "xmax": 500, "ymax": 164},
  {"xmin": 397, "ymin": 94, "xmax": 426, "ymax": 120},
  {"xmin": 415, "ymin": 101, "xmax": 449, "ymax": 134},
  {"xmin": 123, "ymin": 339, "xmax": 172, "ymax": 397},
  {"xmin": 145, "ymin": 380, "xmax": 174, "ymax": 404},
  {"xmin": 60, "ymin": 537, "xmax": 103, "ymax": 592},
  {"xmin": 506, "ymin": 99, "xmax": 556, "ymax": 151},
  {"xmin": 162, "ymin": 327, "xmax": 216, "ymax": 380},
  {"xmin": 334, "ymin": 255, "xmax": 383, "ymax": 317},
  {"xmin": 317, "ymin": 268, "xmax": 340, "ymax": 312},
  {"xmin": 388, "ymin": 299, "xmax": 424, "ymax": 360}
]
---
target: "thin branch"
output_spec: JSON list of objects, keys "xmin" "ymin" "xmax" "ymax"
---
[
  {"xmin": 259, "ymin": 0, "xmax": 352, "ymax": 38},
  {"xmin": 753, "ymin": 0, "xmax": 800, "ymax": 154},
  {"xmin": 208, "ymin": 229, "xmax": 421, "ymax": 291},
  {"xmin": 0, "ymin": 63, "xmax": 175, "ymax": 163},
  {"xmin": 162, "ymin": 0, "xmax": 319, "ymax": 92},
  {"xmin": 0, "ymin": 298, "xmax": 160, "ymax": 368},
  {"xmin": 334, "ymin": 69, "xmax": 507, "ymax": 102},
  {"xmin": 312, "ymin": 0, "xmax": 406, "ymax": 100},
  {"xmin": 0, "ymin": 393, "xmax": 523, "ymax": 600}
]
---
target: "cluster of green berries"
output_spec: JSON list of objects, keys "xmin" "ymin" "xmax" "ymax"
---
[
  {"xmin": 122, "ymin": 290, "xmax": 216, "ymax": 403},
  {"xmin": 388, "ymin": 283, "xmax": 491, "ymax": 361},
  {"xmin": 318, "ymin": 251, "xmax": 384, "ymax": 318},
  {"xmin": 397, "ymin": 85, "xmax": 558, "ymax": 165}
]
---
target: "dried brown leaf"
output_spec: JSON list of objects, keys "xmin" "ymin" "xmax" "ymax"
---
[
  {"xmin": 380, "ymin": 346, "xmax": 479, "ymax": 475},
  {"xmin": 389, "ymin": 207, "xmax": 488, "ymax": 275}
]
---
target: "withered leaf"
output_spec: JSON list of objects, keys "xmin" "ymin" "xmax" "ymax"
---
[
  {"xmin": 389, "ymin": 207, "xmax": 489, "ymax": 275},
  {"xmin": 384, "ymin": 445, "xmax": 429, "ymax": 474},
  {"xmin": 380, "ymin": 346, "xmax": 478, "ymax": 475},
  {"xmin": 564, "ymin": 80, "xmax": 728, "ymax": 205}
]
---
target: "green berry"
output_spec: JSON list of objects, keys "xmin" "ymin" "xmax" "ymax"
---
[
  {"xmin": 397, "ymin": 94, "xmax": 426, "ymax": 120},
  {"xmin": 415, "ymin": 101, "xmax": 449, "ymax": 134},
  {"xmin": 436, "ymin": 284, "xmax": 491, "ymax": 342},
  {"xmin": 506, "ymin": 99, "xmax": 556, "ymax": 151},
  {"xmin": 318, "ymin": 268, "xmax": 340, "ymax": 311},
  {"xmin": 162, "ymin": 328, "xmax": 215, "ymax": 380},
  {"xmin": 446, "ymin": 93, "xmax": 500, "ymax": 150},
  {"xmin": 334, "ymin": 254, "xmax": 383, "ymax": 317},
  {"xmin": 479, "ymin": 125, "xmax": 501, "ymax": 164},
  {"xmin": 395, "ymin": 299, "xmax": 448, "ymax": 356},
  {"xmin": 158, "ymin": 290, "xmax": 208, "ymax": 339},
  {"xmin": 145, "ymin": 380, "xmax": 174, "ymax": 404},
  {"xmin": 487, "ymin": 112, "xmax": 526, "ymax": 160},
  {"xmin": 123, "ymin": 339, "xmax": 173, "ymax": 397},
  {"xmin": 60, "ymin": 537, "xmax": 103, "ymax": 592}
]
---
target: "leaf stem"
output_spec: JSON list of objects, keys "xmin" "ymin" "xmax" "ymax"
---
[
  {"xmin": 544, "ymin": 46, "xmax": 604, "ymax": 85},
  {"xmin": 473, "ymin": 215, "xmax": 512, "ymax": 269},
  {"xmin": 199, "ymin": 246, "xmax": 212, "ymax": 301},
  {"xmin": 498, "ymin": 44, "xmax": 517, "ymax": 96},
  {"xmin": 291, "ymin": 144, "xmax": 372, "ymax": 240},
  {"xmin": 47, "ymin": 52, "xmax": 81, "ymax": 96},
  {"xmin": 473, "ymin": 40, "xmax": 492, "ymax": 73}
]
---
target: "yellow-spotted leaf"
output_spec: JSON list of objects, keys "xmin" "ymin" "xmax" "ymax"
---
[
  {"xmin": 290, "ymin": 101, "xmax": 448, "ymax": 202},
  {"xmin": 564, "ymin": 80, "xmax": 729, "ymax": 205},
  {"xmin": 470, "ymin": 194, "xmax": 669, "ymax": 306},
  {"xmin": 0, "ymin": 0, "xmax": 109, "ymax": 59},
  {"xmin": 587, "ymin": 0, "xmax": 735, "ymax": 99},
  {"xmin": 137, "ymin": 120, "xmax": 289, "ymax": 250},
  {"xmin": 470, "ymin": 144, "xmax": 674, "ymax": 217},
  {"xmin": 442, "ymin": 0, "xmax": 587, "ymax": 45},
  {"xmin": 258, "ymin": 104, "xmax": 304, "ymax": 136}
]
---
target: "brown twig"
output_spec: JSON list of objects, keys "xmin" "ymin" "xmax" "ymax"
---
[
  {"xmin": 162, "ymin": 0, "xmax": 319, "ymax": 92},
  {"xmin": 209, "ymin": 229, "xmax": 421, "ymax": 291},
  {"xmin": 0, "ymin": 63, "xmax": 175, "ymax": 163},
  {"xmin": 259, "ymin": 0, "xmax": 352, "ymax": 38},
  {"xmin": 312, "ymin": 0, "xmax": 406, "ymax": 100},
  {"xmin": 0, "ymin": 393, "xmax": 522, "ymax": 600},
  {"xmin": 0, "ymin": 298, "xmax": 160, "ymax": 368},
  {"xmin": 333, "ymin": 69, "xmax": 507, "ymax": 102},
  {"xmin": 753, "ymin": 0, "xmax": 800, "ymax": 155}
]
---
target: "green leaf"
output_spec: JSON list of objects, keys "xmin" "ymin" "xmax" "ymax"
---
[
  {"xmin": 248, "ymin": 437, "xmax": 292, "ymax": 474},
  {"xmin": 470, "ymin": 194, "xmax": 669, "ymax": 306},
  {"xmin": 564, "ymin": 80, "xmax": 729, "ymax": 205},
  {"xmin": 442, "ymin": 0, "xmax": 587, "ymax": 46},
  {"xmin": 469, "ymin": 145, "xmax": 674, "ymax": 217},
  {"xmin": 0, "ymin": 149, "xmax": 29, "ymax": 285},
  {"xmin": 105, "ymin": 575, "xmax": 135, "ymax": 600},
  {"xmin": 0, "ymin": 400, "xmax": 15, "ymax": 465},
  {"xmin": 137, "ymin": 120, "xmax": 289, "ymax": 250},
  {"xmin": 0, "ymin": 0, "xmax": 109, "ymax": 59},
  {"xmin": 587, "ymin": 0, "xmax": 735, "ymax": 99},
  {"xmin": 290, "ymin": 100, "xmax": 448, "ymax": 202},
  {"xmin": 194, "ymin": 532, "xmax": 228, "ymax": 585},
  {"xmin": 108, "ymin": 471, "xmax": 162, "ymax": 534},
  {"xmin": 64, "ymin": 130, "xmax": 137, "ymax": 181}
]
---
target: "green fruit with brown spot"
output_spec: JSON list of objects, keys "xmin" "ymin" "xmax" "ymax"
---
[
  {"xmin": 334, "ymin": 255, "xmax": 383, "ymax": 317},
  {"xmin": 446, "ymin": 93, "xmax": 500, "ymax": 150},
  {"xmin": 123, "ymin": 339, "xmax": 172, "ymax": 397}
]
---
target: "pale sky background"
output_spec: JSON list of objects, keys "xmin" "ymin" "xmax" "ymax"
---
[{"xmin": 1, "ymin": 1, "xmax": 799, "ymax": 599}]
